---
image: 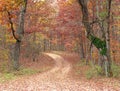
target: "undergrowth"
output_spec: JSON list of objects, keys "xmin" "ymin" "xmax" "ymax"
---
[
  {"xmin": 111, "ymin": 63, "xmax": 120, "ymax": 78},
  {"xmin": 86, "ymin": 62, "xmax": 120, "ymax": 79},
  {"xmin": 76, "ymin": 60, "xmax": 120, "ymax": 79},
  {"xmin": 0, "ymin": 67, "xmax": 40, "ymax": 83},
  {"xmin": 0, "ymin": 62, "xmax": 44, "ymax": 83},
  {"xmin": 85, "ymin": 65, "xmax": 102, "ymax": 79}
]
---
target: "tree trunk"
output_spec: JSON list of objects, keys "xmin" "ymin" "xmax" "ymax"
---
[
  {"xmin": 104, "ymin": 0, "xmax": 112, "ymax": 77},
  {"xmin": 12, "ymin": 0, "xmax": 27, "ymax": 70},
  {"xmin": 43, "ymin": 38, "xmax": 47, "ymax": 52},
  {"xmin": 78, "ymin": 0, "xmax": 112, "ymax": 76},
  {"xmin": 79, "ymin": 33, "xmax": 85, "ymax": 60},
  {"xmin": 13, "ymin": 41, "xmax": 21, "ymax": 70}
]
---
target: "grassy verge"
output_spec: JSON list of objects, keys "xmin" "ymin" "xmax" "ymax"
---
[
  {"xmin": 0, "ymin": 53, "xmax": 54, "ymax": 83},
  {"xmin": 0, "ymin": 68, "xmax": 37, "ymax": 83},
  {"xmin": 0, "ymin": 66, "xmax": 51, "ymax": 83},
  {"xmin": 75, "ymin": 61, "xmax": 120, "ymax": 79}
]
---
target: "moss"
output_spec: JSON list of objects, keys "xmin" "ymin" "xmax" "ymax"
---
[{"xmin": 89, "ymin": 35, "xmax": 107, "ymax": 55}]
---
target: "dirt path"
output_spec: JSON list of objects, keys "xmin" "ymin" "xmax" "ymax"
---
[
  {"xmin": 0, "ymin": 53, "xmax": 118, "ymax": 91},
  {"xmin": 44, "ymin": 53, "xmax": 72, "ymax": 79}
]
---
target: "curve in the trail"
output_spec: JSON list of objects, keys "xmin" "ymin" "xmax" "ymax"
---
[
  {"xmin": 0, "ymin": 53, "xmax": 117, "ymax": 91},
  {"xmin": 44, "ymin": 53, "xmax": 72, "ymax": 78}
]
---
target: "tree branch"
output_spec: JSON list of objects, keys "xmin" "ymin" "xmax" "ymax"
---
[{"xmin": 7, "ymin": 11, "xmax": 21, "ymax": 42}]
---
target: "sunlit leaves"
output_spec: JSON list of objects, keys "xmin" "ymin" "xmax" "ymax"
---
[
  {"xmin": 25, "ymin": 0, "xmax": 55, "ymax": 33},
  {"xmin": 0, "ymin": 0, "xmax": 23, "ymax": 11}
]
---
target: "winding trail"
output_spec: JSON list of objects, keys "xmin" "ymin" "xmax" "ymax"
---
[
  {"xmin": 44, "ymin": 53, "xmax": 72, "ymax": 78},
  {"xmin": 0, "ymin": 53, "xmax": 118, "ymax": 91}
]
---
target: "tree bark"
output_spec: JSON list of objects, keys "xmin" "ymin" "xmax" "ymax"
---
[
  {"xmin": 78, "ymin": 0, "xmax": 112, "ymax": 76},
  {"xmin": 79, "ymin": 33, "xmax": 85, "ymax": 60},
  {"xmin": 13, "ymin": 0, "xmax": 27, "ymax": 70},
  {"xmin": 105, "ymin": 0, "xmax": 112, "ymax": 76}
]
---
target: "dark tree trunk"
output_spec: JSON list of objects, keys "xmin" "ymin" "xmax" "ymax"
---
[
  {"xmin": 78, "ymin": 0, "xmax": 112, "ymax": 76},
  {"xmin": 43, "ymin": 38, "xmax": 47, "ymax": 52},
  {"xmin": 13, "ymin": 41, "xmax": 21, "ymax": 70},
  {"xmin": 79, "ymin": 33, "xmax": 85, "ymax": 60},
  {"xmin": 12, "ymin": 0, "xmax": 27, "ymax": 70}
]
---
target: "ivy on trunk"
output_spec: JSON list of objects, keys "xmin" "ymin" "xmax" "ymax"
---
[{"xmin": 78, "ymin": 0, "xmax": 112, "ymax": 77}]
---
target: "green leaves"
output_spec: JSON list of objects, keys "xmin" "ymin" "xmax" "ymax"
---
[
  {"xmin": 99, "ymin": 11, "xmax": 107, "ymax": 19},
  {"xmin": 90, "ymin": 35, "xmax": 107, "ymax": 55},
  {"xmin": 100, "ymin": 47, "xmax": 107, "ymax": 55}
]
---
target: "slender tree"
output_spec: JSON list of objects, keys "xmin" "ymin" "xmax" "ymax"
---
[{"xmin": 7, "ymin": 0, "xmax": 28, "ymax": 70}]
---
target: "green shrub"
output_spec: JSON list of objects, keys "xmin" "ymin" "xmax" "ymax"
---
[
  {"xmin": 0, "ymin": 67, "xmax": 40, "ymax": 83},
  {"xmin": 85, "ymin": 65, "xmax": 103, "ymax": 79},
  {"xmin": 0, "ymin": 73, "xmax": 16, "ymax": 83},
  {"xmin": 76, "ymin": 61, "xmax": 86, "ymax": 67},
  {"xmin": 86, "ymin": 62, "xmax": 120, "ymax": 79},
  {"xmin": 13, "ymin": 68, "xmax": 39, "ymax": 76},
  {"xmin": 20, "ymin": 68, "xmax": 38, "ymax": 75},
  {"xmin": 3, "ymin": 73, "xmax": 15, "ymax": 80},
  {"xmin": 95, "ymin": 65, "xmax": 103, "ymax": 75},
  {"xmin": 85, "ymin": 68, "xmax": 97, "ymax": 79},
  {"xmin": 111, "ymin": 63, "xmax": 120, "ymax": 78}
]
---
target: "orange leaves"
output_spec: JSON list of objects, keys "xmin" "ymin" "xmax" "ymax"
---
[
  {"xmin": 0, "ymin": 0, "xmax": 22, "ymax": 12},
  {"xmin": 0, "ymin": 0, "xmax": 21, "ymax": 33}
]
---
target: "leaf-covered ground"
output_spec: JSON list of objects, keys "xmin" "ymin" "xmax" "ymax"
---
[{"xmin": 0, "ymin": 52, "xmax": 120, "ymax": 91}]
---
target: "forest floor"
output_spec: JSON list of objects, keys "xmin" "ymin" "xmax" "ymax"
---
[{"xmin": 0, "ymin": 52, "xmax": 120, "ymax": 91}]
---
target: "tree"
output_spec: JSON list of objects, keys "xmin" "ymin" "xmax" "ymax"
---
[
  {"xmin": 0, "ymin": 0, "xmax": 28, "ymax": 70},
  {"xmin": 11, "ymin": 0, "xmax": 27, "ymax": 70},
  {"xmin": 78, "ymin": 0, "xmax": 112, "ymax": 77}
]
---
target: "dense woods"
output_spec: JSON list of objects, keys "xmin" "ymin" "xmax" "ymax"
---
[{"xmin": 0, "ymin": 0, "xmax": 120, "ymax": 86}]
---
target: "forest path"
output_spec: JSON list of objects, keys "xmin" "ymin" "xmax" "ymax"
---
[
  {"xmin": 0, "ymin": 53, "xmax": 117, "ymax": 91},
  {"xmin": 43, "ymin": 53, "xmax": 72, "ymax": 79}
]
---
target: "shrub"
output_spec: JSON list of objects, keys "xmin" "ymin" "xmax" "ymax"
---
[
  {"xmin": 0, "ymin": 48, "xmax": 9, "ymax": 60},
  {"xmin": 111, "ymin": 63, "xmax": 120, "ymax": 78},
  {"xmin": 0, "ymin": 73, "xmax": 16, "ymax": 83},
  {"xmin": 85, "ymin": 68, "xmax": 97, "ymax": 79},
  {"xmin": 85, "ymin": 65, "xmax": 103, "ymax": 79},
  {"xmin": 95, "ymin": 65, "xmax": 103, "ymax": 75}
]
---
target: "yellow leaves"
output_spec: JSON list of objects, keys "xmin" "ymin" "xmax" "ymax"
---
[
  {"xmin": 66, "ymin": 0, "xmax": 74, "ymax": 5},
  {"xmin": 6, "ymin": 39, "xmax": 16, "ymax": 43},
  {"xmin": 5, "ymin": 34, "xmax": 16, "ymax": 43},
  {"xmin": 38, "ymin": 17, "xmax": 49, "ymax": 24},
  {"xmin": 0, "ymin": 0, "xmax": 23, "ymax": 12},
  {"xmin": 0, "ymin": 48, "xmax": 9, "ymax": 60},
  {"xmin": 35, "ymin": 0, "xmax": 45, "ymax": 6}
]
